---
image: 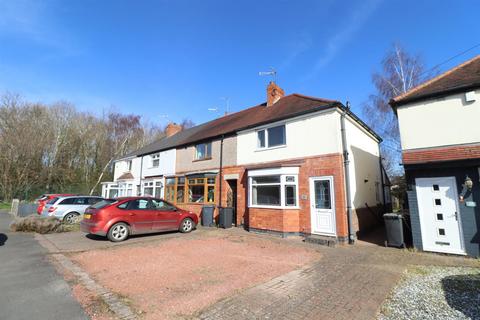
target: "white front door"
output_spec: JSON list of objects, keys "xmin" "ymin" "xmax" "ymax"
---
[
  {"xmin": 310, "ymin": 176, "xmax": 336, "ymax": 235},
  {"xmin": 415, "ymin": 177, "xmax": 465, "ymax": 255}
]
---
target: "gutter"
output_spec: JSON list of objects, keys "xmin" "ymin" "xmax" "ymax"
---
[
  {"xmin": 139, "ymin": 155, "xmax": 144, "ymax": 196},
  {"xmin": 390, "ymin": 83, "xmax": 480, "ymax": 112},
  {"xmin": 379, "ymin": 151, "xmax": 387, "ymax": 211},
  {"xmin": 340, "ymin": 103, "xmax": 355, "ymax": 244}
]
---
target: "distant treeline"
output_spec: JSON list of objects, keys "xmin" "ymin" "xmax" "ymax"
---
[{"xmin": 0, "ymin": 93, "xmax": 193, "ymax": 200}]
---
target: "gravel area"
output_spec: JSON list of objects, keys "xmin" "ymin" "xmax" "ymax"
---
[
  {"xmin": 379, "ymin": 266, "xmax": 480, "ymax": 320},
  {"xmin": 71, "ymin": 233, "xmax": 320, "ymax": 319}
]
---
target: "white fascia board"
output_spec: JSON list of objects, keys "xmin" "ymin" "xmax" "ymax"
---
[{"xmin": 248, "ymin": 167, "xmax": 299, "ymax": 177}]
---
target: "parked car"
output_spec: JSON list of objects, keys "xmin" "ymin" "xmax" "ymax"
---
[
  {"xmin": 42, "ymin": 196, "xmax": 104, "ymax": 224},
  {"xmin": 80, "ymin": 196, "xmax": 198, "ymax": 242},
  {"xmin": 36, "ymin": 194, "xmax": 74, "ymax": 214}
]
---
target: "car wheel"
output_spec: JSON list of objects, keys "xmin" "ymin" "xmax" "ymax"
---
[
  {"xmin": 180, "ymin": 218, "xmax": 194, "ymax": 233},
  {"xmin": 63, "ymin": 212, "xmax": 79, "ymax": 224},
  {"xmin": 107, "ymin": 223, "xmax": 129, "ymax": 242}
]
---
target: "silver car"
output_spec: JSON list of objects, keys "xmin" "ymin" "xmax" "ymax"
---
[{"xmin": 42, "ymin": 196, "xmax": 104, "ymax": 224}]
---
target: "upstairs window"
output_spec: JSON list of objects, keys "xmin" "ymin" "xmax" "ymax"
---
[
  {"xmin": 151, "ymin": 153, "xmax": 160, "ymax": 167},
  {"xmin": 195, "ymin": 142, "xmax": 212, "ymax": 160},
  {"xmin": 126, "ymin": 160, "xmax": 132, "ymax": 171},
  {"xmin": 257, "ymin": 124, "xmax": 286, "ymax": 149}
]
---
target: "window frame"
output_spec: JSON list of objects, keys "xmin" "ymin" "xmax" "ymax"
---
[
  {"xmin": 256, "ymin": 124, "xmax": 286, "ymax": 150},
  {"xmin": 151, "ymin": 153, "xmax": 160, "ymax": 168},
  {"xmin": 142, "ymin": 179, "xmax": 163, "ymax": 198},
  {"xmin": 194, "ymin": 142, "xmax": 212, "ymax": 161},
  {"xmin": 248, "ymin": 168, "xmax": 299, "ymax": 209},
  {"xmin": 126, "ymin": 160, "xmax": 132, "ymax": 171},
  {"xmin": 164, "ymin": 175, "xmax": 216, "ymax": 205}
]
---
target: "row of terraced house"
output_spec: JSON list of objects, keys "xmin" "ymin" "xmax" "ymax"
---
[{"xmin": 102, "ymin": 82, "xmax": 389, "ymax": 243}]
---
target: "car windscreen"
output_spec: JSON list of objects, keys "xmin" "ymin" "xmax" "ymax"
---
[
  {"xmin": 90, "ymin": 199, "xmax": 116, "ymax": 209},
  {"xmin": 47, "ymin": 197, "xmax": 58, "ymax": 204}
]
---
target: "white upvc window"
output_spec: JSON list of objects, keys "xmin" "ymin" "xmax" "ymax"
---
[
  {"xmin": 248, "ymin": 167, "xmax": 299, "ymax": 209},
  {"xmin": 151, "ymin": 153, "xmax": 160, "ymax": 167},
  {"xmin": 143, "ymin": 180, "xmax": 163, "ymax": 198},
  {"xmin": 256, "ymin": 124, "xmax": 286, "ymax": 149},
  {"xmin": 116, "ymin": 183, "xmax": 133, "ymax": 197}
]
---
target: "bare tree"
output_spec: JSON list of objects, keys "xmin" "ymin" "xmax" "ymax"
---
[
  {"xmin": 180, "ymin": 118, "xmax": 195, "ymax": 130},
  {"xmin": 0, "ymin": 93, "xmax": 165, "ymax": 200},
  {"xmin": 363, "ymin": 44, "xmax": 434, "ymax": 175}
]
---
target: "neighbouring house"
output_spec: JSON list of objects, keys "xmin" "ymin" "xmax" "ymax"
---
[
  {"xmin": 102, "ymin": 155, "xmax": 141, "ymax": 198},
  {"xmin": 390, "ymin": 55, "xmax": 480, "ymax": 256},
  {"xmin": 105, "ymin": 82, "xmax": 387, "ymax": 244}
]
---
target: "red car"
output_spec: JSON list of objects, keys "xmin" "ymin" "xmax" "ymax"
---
[
  {"xmin": 36, "ymin": 194, "xmax": 74, "ymax": 214},
  {"xmin": 80, "ymin": 197, "xmax": 198, "ymax": 242}
]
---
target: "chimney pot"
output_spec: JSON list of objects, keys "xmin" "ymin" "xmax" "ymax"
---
[
  {"xmin": 266, "ymin": 81, "xmax": 285, "ymax": 106},
  {"xmin": 165, "ymin": 122, "xmax": 182, "ymax": 137}
]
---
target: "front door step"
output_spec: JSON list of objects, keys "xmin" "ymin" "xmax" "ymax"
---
[{"xmin": 305, "ymin": 234, "xmax": 337, "ymax": 247}]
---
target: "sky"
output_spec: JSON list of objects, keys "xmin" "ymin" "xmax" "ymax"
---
[{"xmin": 0, "ymin": 0, "xmax": 479, "ymax": 126}]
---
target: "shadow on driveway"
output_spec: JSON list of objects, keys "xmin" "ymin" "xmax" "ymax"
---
[
  {"xmin": 0, "ymin": 233, "xmax": 7, "ymax": 246},
  {"xmin": 442, "ymin": 273, "xmax": 480, "ymax": 318},
  {"xmin": 85, "ymin": 230, "xmax": 179, "ymax": 242}
]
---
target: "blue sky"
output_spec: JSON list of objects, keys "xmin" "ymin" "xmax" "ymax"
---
[{"xmin": 0, "ymin": 0, "xmax": 479, "ymax": 126}]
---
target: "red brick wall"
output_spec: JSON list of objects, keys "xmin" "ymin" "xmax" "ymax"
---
[
  {"xmin": 221, "ymin": 166, "xmax": 247, "ymax": 226},
  {"xmin": 298, "ymin": 154, "xmax": 348, "ymax": 237},
  {"xmin": 178, "ymin": 153, "xmax": 350, "ymax": 238},
  {"xmin": 351, "ymin": 205, "xmax": 383, "ymax": 236},
  {"xmin": 226, "ymin": 153, "xmax": 348, "ymax": 238},
  {"xmin": 403, "ymin": 144, "xmax": 480, "ymax": 164}
]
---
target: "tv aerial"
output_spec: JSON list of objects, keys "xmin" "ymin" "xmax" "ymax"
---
[{"xmin": 259, "ymin": 67, "xmax": 277, "ymax": 82}]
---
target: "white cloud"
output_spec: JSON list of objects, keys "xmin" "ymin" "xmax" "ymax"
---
[{"xmin": 305, "ymin": 0, "xmax": 382, "ymax": 79}]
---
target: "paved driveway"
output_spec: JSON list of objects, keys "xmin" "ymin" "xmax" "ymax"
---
[
  {"xmin": 199, "ymin": 239, "xmax": 480, "ymax": 320},
  {"xmin": 36, "ymin": 224, "xmax": 480, "ymax": 320},
  {"xmin": 0, "ymin": 212, "xmax": 88, "ymax": 320}
]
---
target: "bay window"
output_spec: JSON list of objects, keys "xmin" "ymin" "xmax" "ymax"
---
[
  {"xmin": 257, "ymin": 124, "xmax": 286, "ymax": 149},
  {"xmin": 251, "ymin": 176, "xmax": 281, "ymax": 205},
  {"xmin": 248, "ymin": 167, "xmax": 299, "ymax": 208},
  {"xmin": 176, "ymin": 177, "xmax": 185, "ymax": 203},
  {"xmin": 165, "ymin": 178, "xmax": 176, "ymax": 203},
  {"xmin": 164, "ymin": 175, "xmax": 216, "ymax": 204}
]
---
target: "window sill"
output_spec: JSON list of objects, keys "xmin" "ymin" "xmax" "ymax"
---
[
  {"xmin": 255, "ymin": 145, "xmax": 287, "ymax": 152},
  {"xmin": 185, "ymin": 202, "xmax": 215, "ymax": 205},
  {"xmin": 248, "ymin": 205, "xmax": 300, "ymax": 210},
  {"xmin": 192, "ymin": 157, "xmax": 213, "ymax": 162}
]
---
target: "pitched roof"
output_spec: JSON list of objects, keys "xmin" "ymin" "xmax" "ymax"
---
[
  {"xmin": 125, "ymin": 93, "xmax": 379, "ymax": 157},
  {"xmin": 117, "ymin": 172, "xmax": 134, "ymax": 180},
  {"xmin": 391, "ymin": 54, "xmax": 480, "ymax": 107}
]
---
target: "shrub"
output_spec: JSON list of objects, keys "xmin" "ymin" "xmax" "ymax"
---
[{"xmin": 10, "ymin": 215, "xmax": 62, "ymax": 234}]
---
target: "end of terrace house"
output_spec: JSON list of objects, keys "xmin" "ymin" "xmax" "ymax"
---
[{"xmin": 102, "ymin": 81, "xmax": 390, "ymax": 244}]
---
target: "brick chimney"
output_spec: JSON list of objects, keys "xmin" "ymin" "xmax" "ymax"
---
[
  {"xmin": 165, "ymin": 122, "xmax": 182, "ymax": 137},
  {"xmin": 266, "ymin": 81, "xmax": 285, "ymax": 106}
]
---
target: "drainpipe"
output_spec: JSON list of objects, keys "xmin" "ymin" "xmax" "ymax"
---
[
  {"xmin": 341, "ymin": 102, "xmax": 355, "ymax": 244},
  {"xmin": 218, "ymin": 135, "xmax": 225, "ymax": 209},
  {"xmin": 379, "ymin": 152, "xmax": 387, "ymax": 212},
  {"xmin": 139, "ymin": 156, "xmax": 144, "ymax": 196}
]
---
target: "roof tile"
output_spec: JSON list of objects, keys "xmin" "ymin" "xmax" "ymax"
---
[{"xmin": 391, "ymin": 55, "xmax": 480, "ymax": 106}]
